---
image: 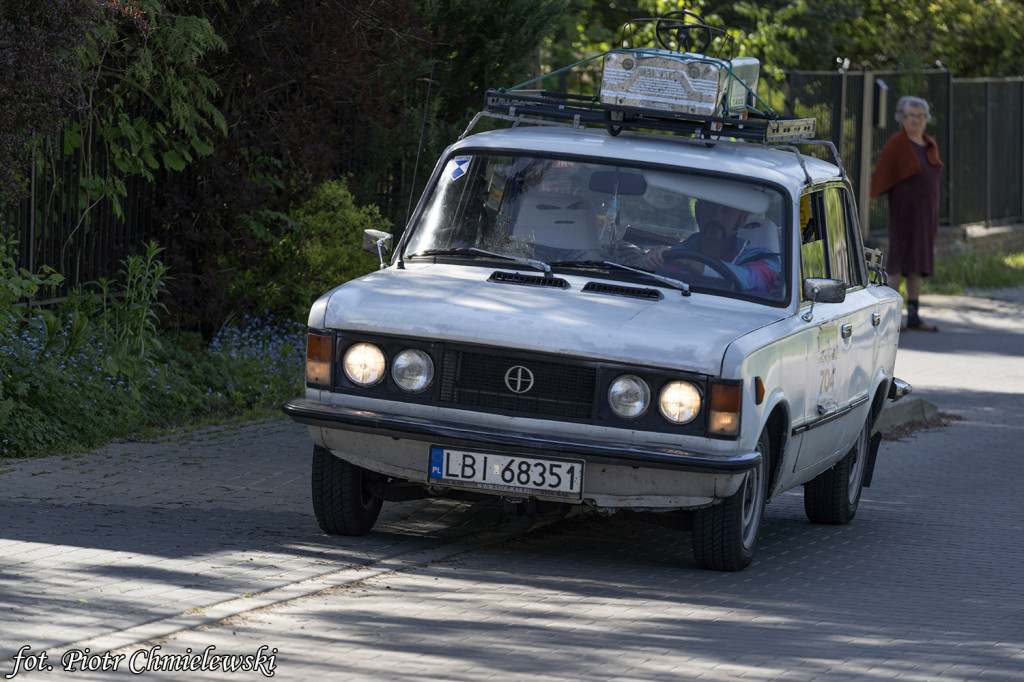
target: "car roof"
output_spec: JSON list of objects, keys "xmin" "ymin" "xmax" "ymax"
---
[{"xmin": 451, "ymin": 125, "xmax": 843, "ymax": 196}]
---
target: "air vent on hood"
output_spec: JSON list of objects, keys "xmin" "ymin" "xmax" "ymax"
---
[
  {"xmin": 488, "ymin": 271, "xmax": 569, "ymax": 289},
  {"xmin": 582, "ymin": 281, "xmax": 663, "ymax": 300}
]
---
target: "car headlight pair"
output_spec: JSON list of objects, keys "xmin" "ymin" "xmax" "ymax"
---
[
  {"xmin": 608, "ymin": 375, "xmax": 701, "ymax": 424},
  {"xmin": 342, "ymin": 342, "xmax": 433, "ymax": 393}
]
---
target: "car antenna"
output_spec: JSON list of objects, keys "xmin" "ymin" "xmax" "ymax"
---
[{"xmin": 406, "ymin": 59, "xmax": 437, "ymax": 221}]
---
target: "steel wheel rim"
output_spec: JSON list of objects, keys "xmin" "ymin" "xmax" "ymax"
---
[
  {"xmin": 740, "ymin": 444, "xmax": 766, "ymax": 548},
  {"xmin": 848, "ymin": 422, "xmax": 868, "ymax": 505}
]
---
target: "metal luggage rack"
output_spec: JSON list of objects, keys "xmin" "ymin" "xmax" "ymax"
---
[
  {"xmin": 466, "ymin": 88, "xmax": 849, "ymax": 190},
  {"xmin": 465, "ymin": 11, "xmax": 818, "ymax": 145},
  {"xmin": 479, "ymin": 88, "xmax": 817, "ymax": 144}
]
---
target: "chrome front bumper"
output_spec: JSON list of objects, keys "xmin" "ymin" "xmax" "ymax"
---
[{"xmin": 282, "ymin": 397, "xmax": 761, "ymax": 509}]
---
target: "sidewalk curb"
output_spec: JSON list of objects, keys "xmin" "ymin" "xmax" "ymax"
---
[{"xmin": 878, "ymin": 396, "xmax": 939, "ymax": 431}]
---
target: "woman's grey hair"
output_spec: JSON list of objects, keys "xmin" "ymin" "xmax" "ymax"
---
[{"xmin": 895, "ymin": 95, "xmax": 931, "ymax": 122}]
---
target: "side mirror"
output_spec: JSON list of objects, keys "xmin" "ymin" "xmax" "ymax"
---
[
  {"xmin": 801, "ymin": 278, "xmax": 846, "ymax": 321},
  {"xmin": 362, "ymin": 229, "xmax": 393, "ymax": 270}
]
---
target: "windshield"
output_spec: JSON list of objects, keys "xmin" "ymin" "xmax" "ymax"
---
[{"xmin": 404, "ymin": 152, "xmax": 788, "ymax": 302}]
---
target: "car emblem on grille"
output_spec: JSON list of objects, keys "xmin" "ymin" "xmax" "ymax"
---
[{"xmin": 504, "ymin": 365, "xmax": 535, "ymax": 394}]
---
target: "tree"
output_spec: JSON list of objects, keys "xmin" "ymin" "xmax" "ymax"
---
[
  {"xmin": 68, "ymin": 0, "xmax": 227, "ymax": 218},
  {"xmin": 554, "ymin": 1, "xmax": 1024, "ymax": 78},
  {"xmin": 930, "ymin": 0, "xmax": 1024, "ymax": 77},
  {"xmin": 145, "ymin": 0, "xmax": 567, "ymax": 335},
  {"xmin": 145, "ymin": 0, "xmax": 433, "ymax": 336},
  {"xmin": 0, "ymin": 0, "xmax": 93, "ymax": 209},
  {"xmin": 801, "ymin": 0, "xmax": 1024, "ymax": 77}
]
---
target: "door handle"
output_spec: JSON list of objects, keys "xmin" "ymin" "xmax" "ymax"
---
[
  {"xmin": 842, "ymin": 323, "xmax": 853, "ymax": 339},
  {"xmin": 872, "ymin": 312, "xmax": 882, "ymax": 327}
]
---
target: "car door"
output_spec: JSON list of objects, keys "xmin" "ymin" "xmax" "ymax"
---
[
  {"xmin": 821, "ymin": 184, "xmax": 878, "ymax": 447},
  {"xmin": 790, "ymin": 184, "xmax": 875, "ymax": 474}
]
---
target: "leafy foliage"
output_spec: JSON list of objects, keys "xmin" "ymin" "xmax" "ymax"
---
[
  {"xmin": 149, "ymin": 0, "xmax": 566, "ymax": 336},
  {"xmin": 148, "ymin": 0, "xmax": 422, "ymax": 337},
  {"xmin": 0, "ymin": 0, "xmax": 93, "ymax": 206},
  {"xmin": 553, "ymin": 1, "xmax": 1024, "ymax": 78},
  {"xmin": 0, "ymin": 234, "xmax": 65, "ymax": 325},
  {"xmin": 0, "ymin": 238, "xmax": 304, "ymax": 458},
  {"xmin": 419, "ymin": 0, "xmax": 568, "ymax": 115},
  {"xmin": 66, "ymin": 0, "xmax": 227, "ymax": 220},
  {"xmin": 229, "ymin": 179, "xmax": 388, "ymax": 320}
]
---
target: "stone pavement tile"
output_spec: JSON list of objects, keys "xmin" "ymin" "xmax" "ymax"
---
[{"xmin": 0, "ymin": 418, "xmax": 509, "ymax": 658}]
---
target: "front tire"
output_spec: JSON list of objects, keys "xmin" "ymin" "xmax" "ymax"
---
[
  {"xmin": 803, "ymin": 415, "xmax": 870, "ymax": 524},
  {"xmin": 692, "ymin": 428, "xmax": 770, "ymax": 571},
  {"xmin": 311, "ymin": 445, "xmax": 383, "ymax": 535}
]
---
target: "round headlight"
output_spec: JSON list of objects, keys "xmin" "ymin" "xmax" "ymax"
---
[
  {"xmin": 342, "ymin": 343, "xmax": 386, "ymax": 387},
  {"xmin": 392, "ymin": 349, "xmax": 434, "ymax": 393},
  {"xmin": 608, "ymin": 375, "xmax": 651, "ymax": 419},
  {"xmin": 659, "ymin": 381, "xmax": 702, "ymax": 424}
]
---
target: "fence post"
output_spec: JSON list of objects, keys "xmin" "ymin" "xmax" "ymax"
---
[
  {"xmin": 946, "ymin": 69, "xmax": 954, "ymax": 227},
  {"xmin": 28, "ymin": 151, "xmax": 36, "ymax": 274},
  {"xmin": 857, "ymin": 72, "xmax": 875, "ymax": 239},
  {"xmin": 832, "ymin": 71, "xmax": 846, "ymax": 160},
  {"xmin": 985, "ymin": 80, "xmax": 992, "ymax": 227}
]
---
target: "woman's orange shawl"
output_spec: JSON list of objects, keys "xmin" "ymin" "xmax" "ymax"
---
[{"xmin": 870, "ymin": 128, "xmax": 943, "ymax": 199}]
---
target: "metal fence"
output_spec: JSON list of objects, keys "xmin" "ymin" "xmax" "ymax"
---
[
  {"xmin": 4, "ymin": 69, "xmax": 1024, "ymax": 303},
  {"xmin": 762, "ymin": 69, "xmax": 1024, "ymax": 235},
  {"xmin": 2, "ymin": 134, "xmax": 158, "ymax": 303}
]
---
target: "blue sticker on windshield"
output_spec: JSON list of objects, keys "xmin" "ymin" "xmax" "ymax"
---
[{"xmin": 450, "ymin": 157, "xmax": 471, "ymax": 180}]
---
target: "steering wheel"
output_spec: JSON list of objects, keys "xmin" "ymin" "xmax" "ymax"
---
[
  {"xmin": 662, "ymin": 249, "xmax": 744, "ymax": 292},
  {"xmin": 655, "ymin": 10, "xmax": 713, "ymax": 54}
]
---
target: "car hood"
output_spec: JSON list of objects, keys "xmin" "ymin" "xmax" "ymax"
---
[{"xmin": 313, "ymin": 263, "xmax": 785, "ymax": 376}]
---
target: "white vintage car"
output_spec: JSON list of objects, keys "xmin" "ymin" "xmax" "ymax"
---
[{"xmin": 284, "ymin": 89, "xmax": 909, "ymax": 570}]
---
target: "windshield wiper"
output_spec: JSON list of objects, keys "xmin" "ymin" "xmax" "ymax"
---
[
  {"xmin": 413, "ymin": 248, "xmax": 551, "ymax": 276},
  {"xmin": 548, "ymin": 260, "xmax": 691, "ymax": 295},
  {"xmin": 603, "ymin": 261, "xmax": 691, "ymax": 295}
]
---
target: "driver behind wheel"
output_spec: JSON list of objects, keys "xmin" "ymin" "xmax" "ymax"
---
[{"xmin": 642, "ymin": 199, "xmax": 781, "ymax": 294}]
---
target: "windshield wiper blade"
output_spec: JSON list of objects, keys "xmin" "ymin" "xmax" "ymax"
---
[
  {"xmin": 600, "ymin": 261, "xmax": 691, "ymax": 295},
  {"xmin": 413, "ymin": 247, "xmax": 550, "ymax": 275},
  {"xmin": 469, "ymin": 248, "xmax": 551, "ymax": 275}
]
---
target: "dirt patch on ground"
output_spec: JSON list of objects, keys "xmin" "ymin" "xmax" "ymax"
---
[{"xmin": 881, "ymin": 412, "xmax": 963, "ymax": 442}]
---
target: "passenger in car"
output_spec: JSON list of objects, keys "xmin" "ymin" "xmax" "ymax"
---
[{"xmin": 641, "ymin": 199, "xmax": 781, "ymax": 294}]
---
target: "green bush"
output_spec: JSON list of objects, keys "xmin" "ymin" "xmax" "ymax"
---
[
  {"xmin": 1, "ymin": 238, "xmax": 305, "ymax": 458},
  {"xmin": 232, "ymin": 178, "xmax": 389, "ymax": 319},
  {"xmin": 0, "ymin": 308, "xmax": 305, "ymax": 458},
  {"xmin": 0, "ymin": 231, "xmax": 64, "ymax": 335}
]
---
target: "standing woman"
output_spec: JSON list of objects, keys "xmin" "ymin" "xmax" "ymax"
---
[{"xmin": 870, "ymin": 95, "xmax": 944, "ymax": 331}]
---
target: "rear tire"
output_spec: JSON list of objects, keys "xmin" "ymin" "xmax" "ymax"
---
[
  {"xmin": 692, "ymin": 428, "xmax": 769, "ymax": 571},
  {"xmin": 311, "ymin": 445, "xmax": 383, "ymax": 535},
  {"xmin": 803, "ymin": 415, "xmax": 870, "ymax": 524}
]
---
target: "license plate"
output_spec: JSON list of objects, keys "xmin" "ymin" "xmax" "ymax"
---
[{"xmin": 428, "ymin": 446, "xmax": 584, "ymax": 500}]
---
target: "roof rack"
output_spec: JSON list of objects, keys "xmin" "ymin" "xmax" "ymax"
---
[
  {"xmin": 461, "ymin": 90, "xmax": 847, "ymax": 189},
  {"xmin": 465, "ymin": 11, "xmax": 817, "ymax": 145},
  {"xmin": 478, "ymin": 88, "xmax": 816, "ymax": 144}
]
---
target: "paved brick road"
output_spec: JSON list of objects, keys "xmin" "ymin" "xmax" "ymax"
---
[{"xmin": 2, "ymin": 293, "xmax": 1022, "ymax": 681}]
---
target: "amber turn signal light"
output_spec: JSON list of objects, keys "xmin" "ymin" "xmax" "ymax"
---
[{"xmin": 306, "ymin": 332, "xmax": 334, "ymax": 385}]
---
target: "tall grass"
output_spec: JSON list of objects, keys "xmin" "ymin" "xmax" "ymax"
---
[{"xmin": 925, "ymin": 250, "xmax": 1024, "ymax": 294}]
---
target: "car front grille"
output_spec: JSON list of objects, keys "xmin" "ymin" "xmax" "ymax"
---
[{"xmin": 439, "ymin": 349, "xmax": 596, "ymax": 419}]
